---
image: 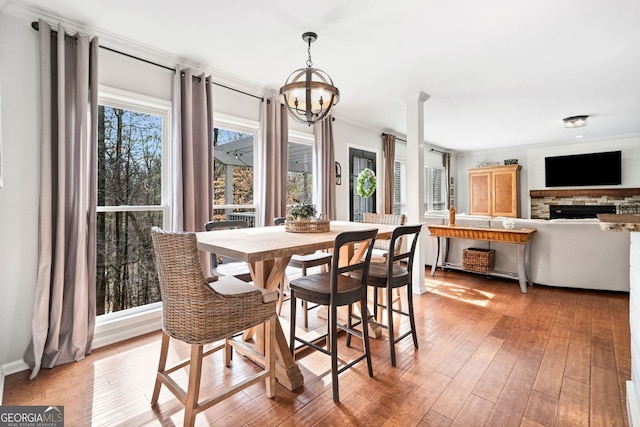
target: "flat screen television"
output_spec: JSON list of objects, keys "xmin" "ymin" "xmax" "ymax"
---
[{"xmin": 544, "ymin": 151, "xmax": 622, "ymax": 187}]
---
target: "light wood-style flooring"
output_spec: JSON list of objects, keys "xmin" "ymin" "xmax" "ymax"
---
[{"xmin": 3, "ymin": 270, "xmax": 631, "ymax": 426}]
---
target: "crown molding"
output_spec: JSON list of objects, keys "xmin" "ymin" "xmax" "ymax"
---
[{"xmin": 2, "ymin": 3, "xmax": 268, "ymax": 99}]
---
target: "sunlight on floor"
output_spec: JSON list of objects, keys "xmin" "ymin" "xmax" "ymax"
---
[{"xmin": 425, "ymin": 277, "xmax": 494, "ymax": 307}]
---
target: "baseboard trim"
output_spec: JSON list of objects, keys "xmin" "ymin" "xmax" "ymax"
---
[
  {"xmin": 628, "ymin": 381, "xmax": 639, "ymax": 427},
  {"xmin": 0, "ymin": 359, "xmax": 30, "ymax": 404}
]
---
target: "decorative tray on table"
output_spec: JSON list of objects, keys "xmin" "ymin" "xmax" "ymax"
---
[{"xmin": 285, "ymin": 219, "xmax": 330, "ymax": 233}]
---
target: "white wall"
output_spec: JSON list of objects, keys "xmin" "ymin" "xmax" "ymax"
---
[{"xmin": 0, "ymin": 12, "xmax": 40, "ymax": 372}]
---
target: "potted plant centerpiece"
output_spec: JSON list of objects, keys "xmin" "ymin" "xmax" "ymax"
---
[
  {"xmin": 285, "ymin": 200, "xmax": 330, "ymax": 232},
  {"xmin": 288, "ymin": 200, "xmax": 317, "ymax": 222}
]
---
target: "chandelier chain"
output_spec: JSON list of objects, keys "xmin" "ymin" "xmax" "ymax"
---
[{"xmin": 306, "ymin": 39, "xmax": 313, "ymax": 67}]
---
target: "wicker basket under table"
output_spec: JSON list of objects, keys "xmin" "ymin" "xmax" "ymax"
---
[{"xmin": 462, "ymin": 248, "xmax": 495, "ymax": 273}]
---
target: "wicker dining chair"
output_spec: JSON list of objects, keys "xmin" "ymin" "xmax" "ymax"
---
[
  {"xmin": 274, "ymin": 217, "xmax": 332, "ymax": 328},
  {"xmin": 289, "ymin": 228, "xmax": 378, "ymax": 402},
  {"xmin": 362, "ymin": 213, "xmax": 407, "ymax": 319},
  {"xmin": 149, "ymin": 227, "xmax": 277, "ymax": 427},
  {"xmin": 363, "ymin": 213, "xmax": 407, "ymax": 262}
]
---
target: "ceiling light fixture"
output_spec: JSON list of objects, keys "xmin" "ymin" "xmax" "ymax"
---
[
  {"xmin": 563, "ymin": 115, "xmax": 589, "ymax": 128},
  {"xmin": 279, "ymin": 32, "xmax": 340, "ymax": 125}
]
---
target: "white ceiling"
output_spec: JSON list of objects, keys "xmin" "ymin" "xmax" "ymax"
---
[{"xmin": 3, "ymin": 0, "xmax": 640, "ymax": 151}]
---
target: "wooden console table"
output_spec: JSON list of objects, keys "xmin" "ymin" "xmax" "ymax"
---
[{"xmin": 427, "ymin": 225, "xmax": 536, "ymax": 293}]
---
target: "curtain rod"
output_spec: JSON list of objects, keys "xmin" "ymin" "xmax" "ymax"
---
[
  {"xmin": 430, "ymin": 148, "xmax": 448, "ymax": 155},
  {"xmin": 381, "ymin": 132, "xmax": 406, "ymax": 143},
  {"xmin": 381, "ymin": 133, "xmax": 450, "ymax": 155},
  {"xmin": 31, "ymin": 21, "xmax": 264, "ymax": 102}
]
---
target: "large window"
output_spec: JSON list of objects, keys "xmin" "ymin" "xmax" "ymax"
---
[
  {"xmin": 424, "ymin": 165, "xmax": 446, "ymax": 212},
  {"xmin": 213, "ymin": 116, "xmax": 258, "ymax": 226},
  {"xmin": 394, "ymin": 158, "xmax": 444, "ymax": 215},
  {"xmin": 96, "ymin": 89, "xmax": 170, "ymax": 315}
]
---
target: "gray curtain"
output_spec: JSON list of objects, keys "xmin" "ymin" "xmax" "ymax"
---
[
  {"xmin": 24, "ymin": 20, "xmax": 98, "ymax": 379},
  {"xmin": 382, "ymin": 134, "xmax": 396, "ymax": 214},
  {"xmin": 313, "ymin": 117, "xmax": 337, "ymax": 220},
  {"xmin": 260, "ymin": 98, "xmax": 288, "ymax": 226},
  {"xmin": 171, "ymin": 67, "xmax": 214, "ymax": 268}
]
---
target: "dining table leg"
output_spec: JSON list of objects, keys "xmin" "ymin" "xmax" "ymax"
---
[{"xmin": 241, "ymin": 256, "xmax": 304, "ymax": 392}]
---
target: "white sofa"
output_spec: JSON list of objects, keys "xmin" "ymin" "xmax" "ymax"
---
[{"xmin": 424, "ymin": 212, "xmax": 630, "ymax": 292}]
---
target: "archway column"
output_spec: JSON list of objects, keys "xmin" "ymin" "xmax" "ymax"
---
[{"xmin": 403, "ymin": 91, "xmax": 430, "ymax": 294}]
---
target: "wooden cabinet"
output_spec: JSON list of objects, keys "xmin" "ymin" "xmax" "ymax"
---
[{"xmin": 468, "ymin": 164, "xmax": 521, "ymax": 217}]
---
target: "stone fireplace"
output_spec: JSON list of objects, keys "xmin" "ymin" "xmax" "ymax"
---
[
  {"xmin": 549, "ymin": 204, "xmax": 616, "ymax": 219},
  {"xmin": 530, "ymin": 188, "xmax": 640, "ymax": 219}
]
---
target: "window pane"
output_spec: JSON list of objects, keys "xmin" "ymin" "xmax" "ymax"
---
[
  {"xmin": 393, "ymin": 161, "xmax": 405, "ymax": 215},
  {"xmin": 96, "ymin": 211, "xmax": 163, "ymax": 314},
  {"xmin": 287, "ymin": 141, "xmax": 313, "ymax": 205},
  {"xmin": 433, "ymin": 168, "xmax": 445, "ymax": 210},
  {"xmin": 97, "ymin": 101, "xmax": 165, "ymax": 315},
  {"xmin": 213, "ymin": 128, "xmax": 254, "ymax": 206},
  {"xmin": 98, "ymin": 106, "xmax": 162, "ymax": 207}
]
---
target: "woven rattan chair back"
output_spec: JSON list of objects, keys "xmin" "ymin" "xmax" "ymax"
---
[
  {"xmin": 150, "ymin": 227, "xmax": 271, "ymax": 343},
  {"xmin": 151, "ymin": 227, "xmax": 220, "ymax": 343},
  {"xmin": 363, "ymin": 213, "xmax": 406, "ymax": 253}
]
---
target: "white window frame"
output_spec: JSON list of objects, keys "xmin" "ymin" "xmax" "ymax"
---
[{"xmin": 93, "ymin": 86, "xmax": 172, "ymax": 349}]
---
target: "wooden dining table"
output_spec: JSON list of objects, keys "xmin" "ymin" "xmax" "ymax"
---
[{"xmin": 195, "ymin": 220, "xmax": 398, "ymax": 391}]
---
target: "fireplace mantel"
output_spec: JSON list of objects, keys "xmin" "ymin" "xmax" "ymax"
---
[{"xmin": 530, "ymin": 188, "xmax": 640, "ymax": 198}]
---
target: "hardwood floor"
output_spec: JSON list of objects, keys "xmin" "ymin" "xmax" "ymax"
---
[{"xmin": 3, "ymin": 270, "xmax": 631, "ymax": 426}]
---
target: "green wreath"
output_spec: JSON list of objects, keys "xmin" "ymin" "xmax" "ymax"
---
[{"xmin": 357, "ymin": 168, "xmax": 377, "ymax": 198}]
